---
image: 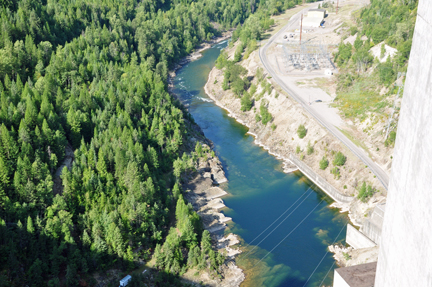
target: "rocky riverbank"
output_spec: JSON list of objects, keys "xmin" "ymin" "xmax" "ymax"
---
[
  {"xmin": 168, "ymin": 31, "xmax": 232, "ymax": 93},
  {"xmin": 328, "ymin": 244, "xmax": 379, "ymax": 268},
  {"xmin": 168, "ymin": 33, "xmax": 245, "ymax": 286},
  {"xmin": 171, "ymin": 120, "xmax": 245, "ymax": 285},
  {"xmin": 181, "ymin": 153, "xmax": 245, "ymax": 286},
  {"xmin": 203, "ymin": 44, "xmax": 386, "ymax": 229}
]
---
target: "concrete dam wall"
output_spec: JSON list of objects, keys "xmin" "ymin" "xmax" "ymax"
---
[{"xmin": 375, "ymin": 1, "xmax": 432, "ymax": 286}]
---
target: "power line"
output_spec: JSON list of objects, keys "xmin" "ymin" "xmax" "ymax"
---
[
  {"xmin": 318, "ymin": 261, "xmax": 336, "ymax": 287},
  {"xmin": 250, "ymin": 197, "xmax": 326, "ymax": 270},
  {"xmin": 247, "ymin": 186, "xmax": 314, "ymax": 247},
  {"xmin": 243, "ymin": 187, "xmax": 315, "ymax": 258},
  {"xmin": 302, "ymin": 224, "xmax": 347, "ymax": 287}
]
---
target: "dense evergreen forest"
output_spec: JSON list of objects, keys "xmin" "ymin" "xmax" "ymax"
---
[
  {"xmin": 0, "ymin": 0, "xmax": 314, "ymax": 285},
  {"xmin": 334, "ymin": 0, "xmax": 418, "ymax": 146}
]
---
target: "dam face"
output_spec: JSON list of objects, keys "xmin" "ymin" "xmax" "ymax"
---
[{"xmin": 375, "ymin": 1, "xmax": 432, "ymax": 286}]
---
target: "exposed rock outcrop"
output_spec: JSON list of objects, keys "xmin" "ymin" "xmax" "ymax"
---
[{"xmin": 183, "ymin": 156, "xmax": 244, "ymax": 285}]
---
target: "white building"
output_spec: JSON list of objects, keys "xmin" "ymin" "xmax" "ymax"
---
[
  {"xmin": 300, "ymin": 9, "xmax": 326, "ymax": 27},
  {"xmin": 307, "ymin": 8, "xmax": 326, "ymax": 18}
]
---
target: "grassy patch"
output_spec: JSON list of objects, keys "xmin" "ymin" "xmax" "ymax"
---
[
  {"xmin": 312, "ymin": 77, "xmax": 333, "ymax": 95},
  {"xmin": 350, "ymin": 6, "xmax": 362, "ymax": 20},
  {"xmin": 338, "ymin": 128, "xmax": 372, "ymax": 158},
  {"xmin": 333, "ymin": 76, "xmax": 389, "ymax": 119}
]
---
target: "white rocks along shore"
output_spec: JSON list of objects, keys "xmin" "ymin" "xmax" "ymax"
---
[{"xmin": 183, "ymin": 155, "xmax": 245, "ymax": 286}]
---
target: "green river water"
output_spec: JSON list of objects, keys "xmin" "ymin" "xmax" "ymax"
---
[{"xmin": 173, "ymin": 41, "xmax": 350, "ymax": 287}]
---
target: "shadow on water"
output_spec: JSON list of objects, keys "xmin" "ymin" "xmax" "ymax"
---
[{"xmin": 173, "ymin": 42, "xmax": 350, "ymax": 287}]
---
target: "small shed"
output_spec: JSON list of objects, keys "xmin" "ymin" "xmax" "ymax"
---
[
  {"xmin": 119, "ymin": 275, "xmax": 132, "ymax": 287},
  {"xmin": 307, "ymin": 9, "xmax": 326, "ymax": 19}
]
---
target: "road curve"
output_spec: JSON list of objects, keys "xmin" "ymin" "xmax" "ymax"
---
[{"xmin": 259, "ymin": 4, "xmax": 390, "ymax": 190}]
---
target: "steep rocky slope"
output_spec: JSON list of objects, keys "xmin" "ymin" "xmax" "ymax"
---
[{"xmin": 205, "ymin": 46, "xmax": 386, "ymax": 226}]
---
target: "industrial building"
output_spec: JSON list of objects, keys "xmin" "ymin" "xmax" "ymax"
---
[
  {"xmin": 308, "ymin": 8, "xmax": 326, "ymax": 18},
  {"xmin": 301, "ymin": 8, "xmax": 326, "ymax": 27}
]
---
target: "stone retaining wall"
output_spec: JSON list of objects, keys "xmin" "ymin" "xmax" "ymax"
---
[{"xmin": 289, "ymin": 154, "xmax": 354, "ymax": 203}]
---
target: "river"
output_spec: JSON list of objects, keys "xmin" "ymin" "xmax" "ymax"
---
[{"xmin": 173, "ymin": 41, "xmax": 349, "ymax": 287}]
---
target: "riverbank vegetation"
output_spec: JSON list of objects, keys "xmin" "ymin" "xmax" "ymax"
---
[
  {"xmin": 297, "ymin": 124, "xmax": 307, "ymax": 139},
  {"xmin": 333, "ymin": 0, "xmax": 418, "ymax": 145},
  {"xmin": 0, "ymin": 0, "xmax": 285, "ymax": 285},
  {"xmin": 320, "ymin": 156, "xmax": 329, "ymax": 170},
  {"xmin": 357, "ymin": 181, "xmax": 377, "ymax": 202}
]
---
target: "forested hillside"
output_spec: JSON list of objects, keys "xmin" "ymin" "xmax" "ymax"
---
[
  {"xmin": 334, "ymin": 0, "xmax": 418, "ymax": 146},
  {"xmin": 0, "ymin": 0, "xmax": 282, "ymax": 285}
]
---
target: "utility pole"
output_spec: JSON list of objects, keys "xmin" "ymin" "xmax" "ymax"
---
[
  {"xmin": 336, "ymin": 0, "xmax": 339, "ymax": 14},
  {"xmin": 300, "ymin": 14, "xmax": 303, "ymax": 45}
]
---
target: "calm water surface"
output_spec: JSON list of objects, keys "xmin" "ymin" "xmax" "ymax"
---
[{"xmin": 173, "ymin": 41, "xmax": 349, "ymax": 287}]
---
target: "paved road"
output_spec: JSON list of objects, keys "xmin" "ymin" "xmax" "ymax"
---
[{"xmin": 259, "ymin": 4, "xmax": 390, "ymax": 190}]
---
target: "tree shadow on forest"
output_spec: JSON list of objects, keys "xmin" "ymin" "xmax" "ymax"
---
[
  {"xmin": 0, "ymin": 224, "xmax": 202, "ymax": 287},
  {"xmin": 261, "ymin": 33, "xmax": 273, "ymax": 40},
  {"xmin": 183, "ymin": 174, "xmax": 214, "ymax": 194}
]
